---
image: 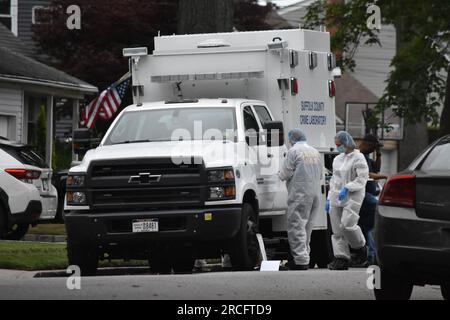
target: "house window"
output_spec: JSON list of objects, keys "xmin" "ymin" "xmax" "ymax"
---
[
  {"xmin": 0, "ymin": 0, "xmax": 17, "ymax": 35},
  {"xmin": 0, "ymin": 115, "xmax": 16, "ymax": 140},
  {"xmin": 32, "ymin": 6, "xmax": 50, "ymax": 25}
]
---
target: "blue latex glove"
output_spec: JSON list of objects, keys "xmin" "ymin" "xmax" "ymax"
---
[
  {"xmin": 339, "ymin": 187, "xmax": 349, "ymax": 201},
  {"xmin": 325, "ymin": 199, "xmax": 330, "ymax": 214}
]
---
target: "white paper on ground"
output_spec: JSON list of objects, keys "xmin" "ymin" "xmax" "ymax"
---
[{"xmin": 260, "ymin": 260, "xmax": 281, "ymax": 272}]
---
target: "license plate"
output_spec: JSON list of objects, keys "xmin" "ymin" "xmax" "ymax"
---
[{"xmin": 132, "ymin": 219, "xmax": 159, "ymax": 233}]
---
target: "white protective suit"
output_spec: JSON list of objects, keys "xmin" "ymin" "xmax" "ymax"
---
[
  {"xmin": 328, "ymin": 149, "xmax": 369, "ymax": 260},
  {"xmin": 279, "ymin": 141, "xmax": 323, "ymax": 265}
]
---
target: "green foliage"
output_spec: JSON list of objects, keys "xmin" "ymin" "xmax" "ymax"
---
[
  {"xmin": 303, "ymin": 0, "xmax": 381, "ymax": 71},
  {"xmin": 304, "ymin": 0, "xmax": 450, "ymax": 129}
]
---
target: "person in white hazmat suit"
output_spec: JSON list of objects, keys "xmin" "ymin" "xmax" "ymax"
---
[
  {"xmin": 279, "ymin": 129, "xmax": 323, "ymax": 270},
  {"xmin": 326, "ymin": 131, "xmax": 369, "ymax": 270}
]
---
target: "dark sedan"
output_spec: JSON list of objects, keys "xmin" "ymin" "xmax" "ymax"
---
[{"xmin": 374, "ymin": 134, "xmax": 450, "ymax": 300}]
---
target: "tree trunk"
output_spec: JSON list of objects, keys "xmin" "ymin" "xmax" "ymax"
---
[
  {"xmin": 177, "ymin": 0, "xmax": 234, "ymax": 34},
  {"xmin": 439, "ymin": 66, "xmax": 450, "ymax": 137}
]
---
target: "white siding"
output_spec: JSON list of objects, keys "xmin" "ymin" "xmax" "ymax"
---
[
  {"xmin": 352, "ymin": 25, "xmax": 396, "ymax": 98},
  {"xmin": 278, "ymin": 5, "xmax": 397, "ymax": 99},
  {"xmin": 0, "ymin": 87, "xmax": 23, "ymax": 141}
]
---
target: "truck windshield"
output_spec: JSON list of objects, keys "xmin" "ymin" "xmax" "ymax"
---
[{"xmin": 104, "ymin": 107, "xmax": 237, "ymax": 145}]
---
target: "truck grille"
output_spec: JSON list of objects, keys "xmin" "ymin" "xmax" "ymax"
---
[{"xmin": 87, "ymin": 158, "xmax": 206, "ymax": 209}]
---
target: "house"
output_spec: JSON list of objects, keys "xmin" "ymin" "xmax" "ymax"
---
[
  {"xmin": 1, "ymin": 0, "xmax": 50, "ymax": 57},
  {"xmin": 0, "ymin": 22, "xmax": 97, "ymax": 168},
  {"xmin": 277, "ymin": 0, "xmax": 400, "ymax": 175}
]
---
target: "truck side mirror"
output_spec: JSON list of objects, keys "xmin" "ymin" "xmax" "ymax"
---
[
  {"xmin": 73, "ymin": 128, "xmax": 100, "ymax": 156},
  {"xmin": 264, "ymin": 121, "xmax": 285, "ymax": 147}
]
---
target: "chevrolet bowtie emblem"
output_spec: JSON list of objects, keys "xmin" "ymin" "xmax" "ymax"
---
[{"xmin": 128, "ymin": 172, "xmax": 161, "ymax": 184}]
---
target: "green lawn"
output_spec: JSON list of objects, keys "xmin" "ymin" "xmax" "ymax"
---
[
  {"xmin": 0, "ymin": 241, "xmax": 147, "ymax": 271},
  {"xmin": 28, "ymin": 224, "xmax": 67, "ymax": 236}
]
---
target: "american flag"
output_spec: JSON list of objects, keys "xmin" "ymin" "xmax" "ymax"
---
[{"xmin": 81, "ymin": 73, "xmax": 131, "ymax": 129}]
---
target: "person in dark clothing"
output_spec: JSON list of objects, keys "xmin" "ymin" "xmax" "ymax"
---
[{"xmin": 355, "ymin": 134, "xmax": 388, "ymax": 266}]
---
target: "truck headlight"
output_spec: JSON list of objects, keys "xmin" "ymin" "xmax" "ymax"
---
[
  {"xmin": 209, "ymin": 186, "xmax": 236, "ymax": 200},
  {"xmin": 67, "ymin": 175, "xmax": 85, "ymax": 187},
  {"xmin": 208, "ymin": 168, "xmax": 234, "ymax": 182},
  {"xmin": 67, "ymin": 192, "xmax": 87, "ymax": 205}
]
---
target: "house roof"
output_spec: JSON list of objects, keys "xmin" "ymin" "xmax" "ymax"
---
[
  {"xmin": 335, "ymin": 73, "xmax": 379, "ymax": 120},
  {"xmin": 0, "ymin": 24, "xmax": 97, "ymax": 93}
]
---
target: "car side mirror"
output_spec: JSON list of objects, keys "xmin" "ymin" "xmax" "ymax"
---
[
  {"xmin": 73, "ymin": 128, "xmax": 100, "ymax": 156},
  {"xmin": 264, "ymin": 121, "xmax": 284, "ymax": 147}
]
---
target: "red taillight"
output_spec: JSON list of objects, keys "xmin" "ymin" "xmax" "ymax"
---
[
  {"xmin": 328, "ymin": 80, "xmax": 336, "ymax": 97},
  {"xmin": 379, "ymin": 175, "xmax": 416, "ymax": 208},
  {"xmin": 291, "ymin": 77, "xmax": 298, "ymax": 95},
  {"xmin": 5, "ymin": 169, "xmax": 41, "ymax": 180}
]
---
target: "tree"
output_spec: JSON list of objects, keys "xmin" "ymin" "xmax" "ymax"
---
[
  {"xmin": 178, "ymin": 0, "xmax": 234, "ymax": 34},
  {"xmin": 34, "ymin": 0, "xmax": 178, "ymax": 89},
  {"xmin": 303, "ymin": 0, "xmax": 450, "ymax": 168}
]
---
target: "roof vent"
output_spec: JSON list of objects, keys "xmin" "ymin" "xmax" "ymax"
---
[{"xmin": 197, "ymin": 39, "xmax": 231, "ymax": 48}]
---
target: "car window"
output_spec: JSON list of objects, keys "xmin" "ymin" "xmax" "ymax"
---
[
  {"xmin": 1, "ymin": 146, "xmax": 47, "ymax": 168},
  {"xmin": 243, "ymin": 106, "xmax": 259, "ymax": 132},
  {"xmin": 420, "ymin": 137, "xmax": 450, "ymax": 171},
  {"xmin": 253, "ymin": 105, "xmax": 272, "ymax": 127}
]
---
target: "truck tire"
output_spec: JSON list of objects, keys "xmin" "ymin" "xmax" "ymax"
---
[
  {"xmin": 309, "ymin": 215, "xmax": 333, "ymax": 269},
  {"xmin": 171, "ymin": 246, "xmax": 195, "ymax": 274},
  {"xmin": 4, "ymin": 223, "xmax": 29, "ymax": 240},
  {"xmin": 67, "ymin": 240, "xmax": 99, "ymax": 276},
  {"xmin": 149, "ymin": 246, "xmax": 172, "ymax": 274},
  {"xmin": 441, "ymin": 283, "xmax": 450, "ymax": 300},
  {"xmin": 229, "ymin": 203, "xmax": 259, "ymax": 271},
  {"xmin": 374, "ymin": 268, "xmax": 414, "ymax": 300}
]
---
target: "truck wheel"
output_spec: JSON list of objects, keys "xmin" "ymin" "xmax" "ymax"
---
[
  {"xmin": 172, "ymin": 246, "xmax": 195, "ymax": 274},
  {"xmin": 229, "ymin": 203, "xmax": 259, "ymax": 271},
  {"xmin": 67, "ymin": 240, "xmax": 99, "ymax": 276},
  {"xmin": 149, "ymin": 246, "xmax": 172, "ymax": 274},
  {"xmin": 172, "ymin": 258, "xmax": 195, "ymax": 274},
  {"xmin": 4, "ymin": 223, "xmax": 29, "ymax": 240},
  {"xmin": 441, "ymin": 283, "xmax": 450, "ymax": 300},
  {"xmin": 374, "ymin": 268, "xmax": 414, "ymax": 300},
  {"xmin": 309, "ymin": 215, "xmax": 333, "ymax": 268}
]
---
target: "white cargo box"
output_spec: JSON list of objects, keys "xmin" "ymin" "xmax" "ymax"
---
[{"xmin": 132, "ymin": 29, "xmax": 337, "ymax": 151}]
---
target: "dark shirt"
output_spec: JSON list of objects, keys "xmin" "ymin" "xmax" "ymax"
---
[{"xmin": 364, "ymin": 154, "xmax": 378, "ymax": 195}]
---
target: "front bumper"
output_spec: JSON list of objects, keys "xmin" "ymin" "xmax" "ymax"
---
[
  {"xmin": 375, "ymin": 205, "xmax": 450, "ymax": 283},
  {"xmin": 65, "ymin": 206, "xmax": 242, "ymax": 247}
]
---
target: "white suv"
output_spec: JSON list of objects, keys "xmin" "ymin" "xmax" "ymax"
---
[{"xmin": 0, "ymin": 139, "xmax": 57, "ymax": 239}]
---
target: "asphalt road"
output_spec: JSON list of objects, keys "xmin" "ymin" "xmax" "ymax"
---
[{"xmin": 0, "ymin": 268, "xmax": 444, "ymax": 300}]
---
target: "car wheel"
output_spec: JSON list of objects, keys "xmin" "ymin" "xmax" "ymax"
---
[
  {"xmin": 374, "ymin": 268, "xmax": 414, "ymax": 300},
  {"xmin": 67, "ymin": 240, "xmax": 99, "ymax": 276},
  {"xmin": 441, "ymin": 283, "xmax": 450, "ymax": 300},
  {"xmin": 149, "ymin": 246, "xmax": 172, "ymax": 274},
  {"xmin": 228, "ymin": 203, "xmax": 259, "ymax": 271},
  {"xmin": 4, "ymin": 223, "xmax": 29, "ymax": 240}
]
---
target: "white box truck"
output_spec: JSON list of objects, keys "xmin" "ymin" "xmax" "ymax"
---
[{"xmin": 65, "ymin": 28, "xmax": 338, "ymax": 275}]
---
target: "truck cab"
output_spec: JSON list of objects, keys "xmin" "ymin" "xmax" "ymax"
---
[{"xmin": 65, "ymin": 28, "xmax": 338, "ymax": 275}]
